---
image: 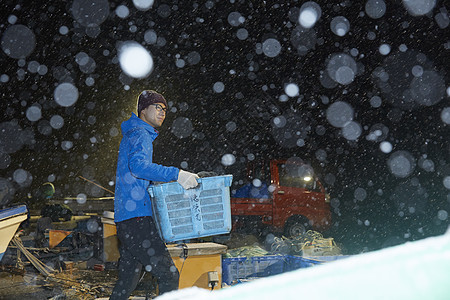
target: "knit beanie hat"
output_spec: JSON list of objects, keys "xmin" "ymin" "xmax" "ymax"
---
[{"xmin": 137, "ymin": 90, "xmax": 168, "ymax": 116}]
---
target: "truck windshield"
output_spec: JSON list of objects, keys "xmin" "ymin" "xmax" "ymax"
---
[{"xmin": 278, "ymin": 163, "xmax": 316, "ymax": 190}]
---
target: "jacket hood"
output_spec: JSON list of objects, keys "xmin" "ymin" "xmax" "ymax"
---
[{"xmin": 121, "ymin": 113, "xmax": 157, "ymax": 135}]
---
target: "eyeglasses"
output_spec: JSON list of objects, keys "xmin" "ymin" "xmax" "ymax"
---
[{"xmin": 152, "ymin": 103, "xmax": 168, "ymax": 113}]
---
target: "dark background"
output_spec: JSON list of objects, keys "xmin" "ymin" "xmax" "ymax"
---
[{"xmin": 1, "ymin": 0, "xmax": 449, "ymax": 254}]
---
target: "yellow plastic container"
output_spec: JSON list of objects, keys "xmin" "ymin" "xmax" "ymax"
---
[
  {"xmin": 101, "ymin": 212, "xmax": 120, "ymax": 262},
  {"xmin": 167, "ymin": 242, "xmax": 227, "ymax": 290}
]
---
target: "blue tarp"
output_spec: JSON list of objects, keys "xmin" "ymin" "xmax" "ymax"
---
[
  {"xmin": 0, "ymin": 205, "xmax": 28, "ymax": 221},
  {"xmin": 232, "ymin": 183, "xmax": 270, "ymax": 199}
]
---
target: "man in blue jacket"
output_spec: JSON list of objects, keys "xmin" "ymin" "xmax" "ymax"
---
[{"xmin": 111, "ymin": 90, "xmax": 199, "ymax": 299}]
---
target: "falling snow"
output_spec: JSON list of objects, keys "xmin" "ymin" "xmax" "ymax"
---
[{"xmin": 0, "ymin": 3, "xmax": 448, "ymax": 293}]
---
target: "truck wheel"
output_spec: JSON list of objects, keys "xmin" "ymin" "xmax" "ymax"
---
[{"xmin": 284, "ymin": 217, "xmax": 309, "ymax": 237}]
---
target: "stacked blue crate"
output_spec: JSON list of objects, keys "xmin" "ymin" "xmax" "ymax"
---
[
  {"xmin": 285, "ymin": 255, "xmax": 351, "ymax": 271},
  {"xmin": 148, "ymin": 175, "xmax": 233, "ymax": 242},
  {"xmin": 222, "ymin": 256, "xmax": 287, "ymax": 285},
  {"xmin": 222, "ymin": 255, "xmax": 351, "ymax": 285}
]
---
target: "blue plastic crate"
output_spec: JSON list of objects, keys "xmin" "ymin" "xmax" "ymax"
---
[
  {"xmin": 286, "ymin": 255, "xmax": 322, "ymax": 270},
  {"xmin": 148, "ymin": 175, "xmax": 233, "ymax": 242},
  {"xmin": 286, "ymin": 255, "xmax": 350, "ymax": 271},
  {"xmin": 222, "ymin": 255, "xmax": 287, "ymax": 285}
]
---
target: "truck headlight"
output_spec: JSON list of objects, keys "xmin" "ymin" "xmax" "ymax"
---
[{"xmin": 303, "ymin": 176, "xmax": 312, "ymax": 182}]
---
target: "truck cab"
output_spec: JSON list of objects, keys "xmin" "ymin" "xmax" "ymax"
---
[{"xmin": 231, "ymin": 159, "xmax": 331, "ymax": 236}]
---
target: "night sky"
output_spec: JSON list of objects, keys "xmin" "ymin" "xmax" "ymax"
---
[{"xmin": 1, "ymin": 0, "xmax": 449, "ymax": 253}]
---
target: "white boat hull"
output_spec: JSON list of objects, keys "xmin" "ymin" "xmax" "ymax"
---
[{"xmin": 0, "ymin": 206, "xmax": 28, "ymax": 261}]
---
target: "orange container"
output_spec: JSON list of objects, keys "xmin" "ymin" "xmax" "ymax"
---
[{"xmin": 49, "ymin": 230, "xmax": 71, "ymax": 248}]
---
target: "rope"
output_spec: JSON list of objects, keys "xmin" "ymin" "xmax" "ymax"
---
[
  {"xmin": 78, "ymin": 175, "xmax": 115, "ymax": 195},
  {"xmin": 178, "ymin": 243, "xmax": 189, "ymax": 275},
  {"xmin": 270, "ymin": 230, "xmax": 339, "ymax": 255}
]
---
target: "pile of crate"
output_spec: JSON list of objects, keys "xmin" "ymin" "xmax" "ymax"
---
[{"xmin": 222, "ymin": 255, "xmax": 350, "ymax": 285}]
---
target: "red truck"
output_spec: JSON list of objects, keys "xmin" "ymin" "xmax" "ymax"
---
[{"xmin": 231, "ymin": 159, "xmax": 331, "ymax": 237}]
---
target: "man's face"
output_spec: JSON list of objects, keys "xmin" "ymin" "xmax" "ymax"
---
[{"xmin": 140, "ymin": 103, "xmax": 167, "ymax": 128}]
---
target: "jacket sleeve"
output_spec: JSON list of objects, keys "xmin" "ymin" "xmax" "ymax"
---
[{"xmin": 126, "ymin": 128, "xmax": 179, "ymax": 182}]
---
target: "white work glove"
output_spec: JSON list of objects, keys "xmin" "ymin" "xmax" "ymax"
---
[{"xmin": 177, "ymin": 170, "xmax": 199, "ymax": 189}]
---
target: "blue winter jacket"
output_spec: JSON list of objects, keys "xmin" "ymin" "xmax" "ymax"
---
[{"xmin": 114, "ymin": 113, "xmax": 179, "ymax": 222}]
